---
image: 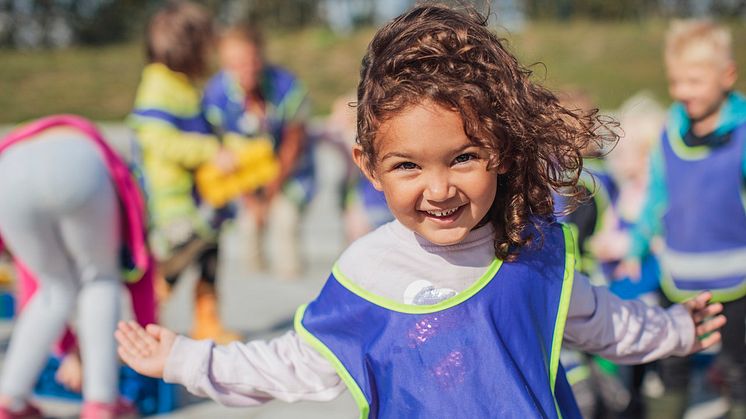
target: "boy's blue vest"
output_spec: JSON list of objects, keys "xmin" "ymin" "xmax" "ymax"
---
[
  {"xmin": 295, "ymin": 223, "xmax": 581, "ymax": 418},
  {"xmin": 659, "ymin": 123, "xmax": 746, "ymax": 302}
]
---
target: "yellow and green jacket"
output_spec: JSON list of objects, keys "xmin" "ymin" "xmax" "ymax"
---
[{"xmin": 127, "ymin": 63, "xmax": 219, "ymax": 253}]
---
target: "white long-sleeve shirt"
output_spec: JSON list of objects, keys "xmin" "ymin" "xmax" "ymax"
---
[{"xmin": 163, "ymin": 220, "xmax": 695, "ymax": 407}]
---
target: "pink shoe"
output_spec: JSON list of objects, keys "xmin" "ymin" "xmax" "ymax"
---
[
  {"xmin": 80, "ymin": 398, "xmax": 138, "ymax": 419},
  {"xmin": 0, "ymin": 403, "xmax": 43, "ymax": 419}
]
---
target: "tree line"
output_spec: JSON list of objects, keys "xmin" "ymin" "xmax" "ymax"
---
[{"xmin": 0, "ymin": 0, "xmax": 743, "ymax": 49}]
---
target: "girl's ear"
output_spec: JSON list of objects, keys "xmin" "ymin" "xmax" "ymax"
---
[
  {"xmin": 493, "ymin": 157, "xmax": 511, "ymax": 175},
  {"xmin": 352, "ymin": 145, "xmax": 383, "ymax": 191}
]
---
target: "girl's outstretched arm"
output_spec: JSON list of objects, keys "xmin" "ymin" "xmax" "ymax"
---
[
  {"xmin": 116, "ymin": 321, "xmax": 346, "ymax": 407},
  {"xmin": 565, "ymin": 274, "xmax": 726, "ymax": 364}
]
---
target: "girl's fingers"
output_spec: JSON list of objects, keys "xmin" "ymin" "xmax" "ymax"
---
[
  {"xmin": 117, "ymin": 321, "xmax": 153, "ymax": 356},
  {"xmin": 695, "ymin": 314, "xmax": 727, "ymax": 337},
  {"xmin": 116, "ymin": 336, "xmax": 142, "ymax": 365},
  {"xmin": 146, "ymin": 324, "xmax": 162, "ymax": 338},
  {"xmin": 130, "ymin": 321, "xmax": 159, "ymax": 349},
  {"xmin": 691, "ymin": 291, "xmax": 713, "ymax": 310},
  {"xmin": 115, "ymin": 329, "xmax": 147, "ymax": 359},
  {"xmin": 692, "ymin": 303, "xmax": 724, "ymax": 323},
  {"xmin": 115, "ymin": 325, "xmax": 140, "ymax": 351},
  {"xmin": 693, "ymin": 331, "xmax": 722, "ymax": 352},
  {"xmin": 117, "ymin": 344, "xmax": 133, "ymax": 362}
]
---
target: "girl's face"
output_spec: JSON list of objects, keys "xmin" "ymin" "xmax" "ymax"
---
[{"xmin": 355, "ymin": 101, "xmax": 499, "ymax": 246}]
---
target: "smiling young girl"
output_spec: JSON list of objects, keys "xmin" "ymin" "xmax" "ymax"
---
[{"xmin": 115, "ymin": 5, "xmax": 725, "ymax": 418}]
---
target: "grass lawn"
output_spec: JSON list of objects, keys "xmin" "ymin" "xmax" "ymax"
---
[{"xmin": 1, "ymin": 20, "xmax": 744, "ymax": 123}]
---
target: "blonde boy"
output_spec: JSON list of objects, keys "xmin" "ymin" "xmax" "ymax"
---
[{"xmin": 626, "ymin": 19, "xmax": 746, "ymax": 418}]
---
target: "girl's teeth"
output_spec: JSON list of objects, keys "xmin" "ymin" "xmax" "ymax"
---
[{"xmin": 427, "ymin": 208, "xmax": 457, "ymax": 217}]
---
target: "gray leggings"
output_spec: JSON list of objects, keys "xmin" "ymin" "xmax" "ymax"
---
[{"xmin": 0, "ymin": 131, "xmax": 121, "ymax": 405}]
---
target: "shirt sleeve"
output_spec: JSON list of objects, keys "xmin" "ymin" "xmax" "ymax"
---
[
  {"xmin": 133, "ymin": 124, "xmax": 219, "ymax": 169},
  {"xmin": 628, "ymin": 144, "xmax": 667, "ymax": 259},
  {"xmin": 162, "ymin": 330, "xmax": 346, "ymax": 406},
  {"xmin": 563, "ymin": 271, "xmax": 695, "ymax": 364}
]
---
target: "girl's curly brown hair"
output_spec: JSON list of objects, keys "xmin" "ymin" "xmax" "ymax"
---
[{"xmin": 356, "ymin": 4, "xmax": 616, "ymax": 261}]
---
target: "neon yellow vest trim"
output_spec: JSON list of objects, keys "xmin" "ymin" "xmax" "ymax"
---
[
  {"xmin": 294, "ymin": 305, "xmax": 370, "ymax": 419},
  {"xmin": 667, "ymin": 125, "xmax": 711, "ymax": 161},
  {"xmin": 329, "ymin": 258, "xmax": 502, "ymax": 314},
  {"xmin": 550, "ymin": 224, "xmax": 576, "ymax": 418},
  {"xmin": 660, "ymin": 270, "xmax": 746, "ymax": 303}
]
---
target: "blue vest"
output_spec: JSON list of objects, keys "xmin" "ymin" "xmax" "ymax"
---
[
  {"xmin": 295, "ymin": 223, "xmax": 580, "ymax": 418},
  {"xmin": 660, "ymin": 123, "xmax": 746, "ymax": 302}
]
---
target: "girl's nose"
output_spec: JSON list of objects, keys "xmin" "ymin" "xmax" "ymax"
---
[{"xmin": 423, "ymin": 171, "xmax": 456, "ymax": 202}]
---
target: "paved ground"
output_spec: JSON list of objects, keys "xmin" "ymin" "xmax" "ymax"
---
[{"xmin": 0, "ymin": 123, "xmax": 728, "ymax": 418}]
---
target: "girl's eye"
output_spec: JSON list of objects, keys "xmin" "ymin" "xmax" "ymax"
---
[
  {"xmin": 395, "ymin": 162, "xmax": 418, "ymax": 170},
  {"xmin": 453, "ymin": 153, "xmax": 477, "ymax": 164}
]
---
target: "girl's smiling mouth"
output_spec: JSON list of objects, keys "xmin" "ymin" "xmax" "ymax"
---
[{"xmin": 421, "ymin": 205, "xmax": 466, "ymax": 221}]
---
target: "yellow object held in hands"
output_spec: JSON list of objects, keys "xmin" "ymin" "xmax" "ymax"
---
[
  {"xmin": 196, "ymin": 135, "xmax": 280, "ymax": 208},
  {"xmin": 0, "ymin": 262, "xmax": 14, "ymax": 287}
]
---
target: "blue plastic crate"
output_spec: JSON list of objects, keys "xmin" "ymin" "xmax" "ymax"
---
[
  {"xmin": 34, "ymin": 356, "xmax": 176, "ymax": 416},
  {"xmin": 0, "ymin": 291, "xmax": 14, "ymax": 319}
]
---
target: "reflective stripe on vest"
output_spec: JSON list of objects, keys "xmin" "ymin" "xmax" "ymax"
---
[{"xmin": 660, "ymin": 246, "xmax": 746, "ymax": 279}]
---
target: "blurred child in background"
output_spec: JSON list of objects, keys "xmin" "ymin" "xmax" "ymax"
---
[
  {"xmin": 588, "ymin": 92, "xmax": 667, "ymax": 418},
  {"xmin": 116, "ymin": 6, "xmax": 724, "ymax": 418},
  {"xmin": 590, "ymin": 92, "xmax": 666, "ymax": 304},
  {"xmin": 554, "ymin": 88, "xmax": 616, "ymax": 279},
  {"xmin": 554, "ymin": 88, "xmax": 635, "ymax": 419},
  {"xmin": 553, "ymin": 88, "xmax": 609, "ymax": 418},
  {"xmin": 128, "ymin": 0, "xmax": 240, "ymax": 344},
  {"xmin": 324, "ymin": 93, "xmax": 393, "ymax": 242},
  {"xmin": 202, "ymin": 23, "xmax": 315, "ymax": 279},
  {"xmin": 0, "ymin": 115, "xmax": 155, "ymax": 419},
  {"xmin": 622, "ymin": 19, "xmax": 746, "ymax": 418}
]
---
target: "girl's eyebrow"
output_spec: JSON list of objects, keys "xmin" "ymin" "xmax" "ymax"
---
[
  {"xmin": 379, "ymin": 151, "xmax": 411, "ymax": 161},
  {"xmin": 380, "ymin": 143, "xmax": 477, "ymax": 162}
]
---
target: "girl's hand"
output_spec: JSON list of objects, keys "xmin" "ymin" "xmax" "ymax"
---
[
  {"xmin": 682, "ymin": 291, "xmax": 727, "ymax": 354},
  {"xmin": 115, "ymin": 321, "xmax": 177, "ymax": 379}
]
